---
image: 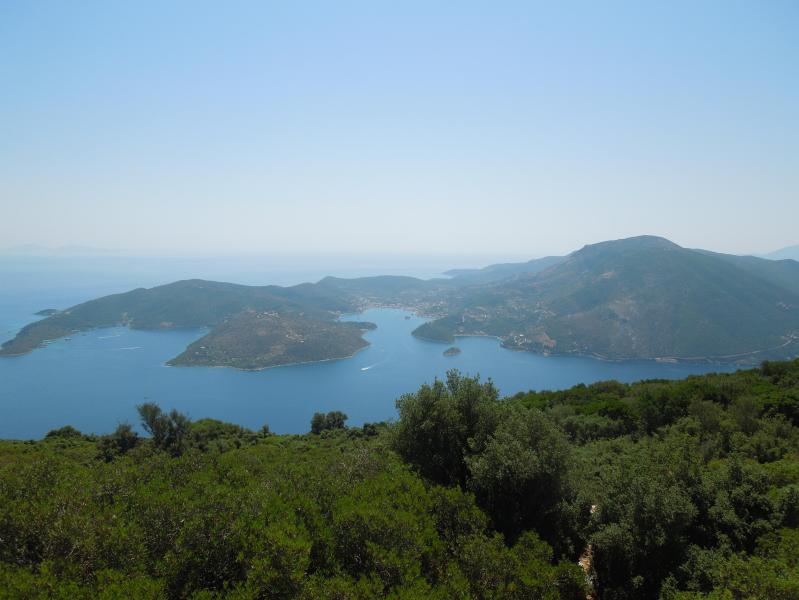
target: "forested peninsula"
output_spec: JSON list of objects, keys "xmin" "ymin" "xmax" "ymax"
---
[{"xmin": 2, "ymin": 360, "xmax": 799, "ymax": 598}]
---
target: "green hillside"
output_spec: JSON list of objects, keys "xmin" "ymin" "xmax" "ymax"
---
[{"xmin": 414, "ymin": 236, "xmax": 799, "ymax": 362}]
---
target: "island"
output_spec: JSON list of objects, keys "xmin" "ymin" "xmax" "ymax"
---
[
  {"xmin": 168, "ymin": 312, "xmax": 377, "ymax": 370},
  {"xmin": 443, "ymin": 346, "xmax": 461, "ymax": 357},
  {"xmin": 34, "ymin": 309, "xmax": 59, "ymax": 317},
  {"xmin": 3, "ymin": 236, "xmax": 799, "ymax": 368}
]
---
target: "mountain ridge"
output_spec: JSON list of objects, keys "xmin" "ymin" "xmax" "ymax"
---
[
  {"xmin": 413, "ymin": 237, "xmax": 799, "ymax": 362},
  {"xmin": 764, "ymin": 244, "xmax": 799, "ymax": 261}
]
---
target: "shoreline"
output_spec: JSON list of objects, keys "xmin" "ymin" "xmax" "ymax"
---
[
  {"xmin": 413, "ymin": 330, "xmax": 772, "ymax": 367},
  {"xmin": 164, "ymin": 341, "xmax": 372, "ymax": 372},
  {"xmin": 4, "ymin": 307, "xmax": 790, "ymax": 370}
]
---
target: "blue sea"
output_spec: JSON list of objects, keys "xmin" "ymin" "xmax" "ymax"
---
[{"xmin": 0, "ymin": 255, "xmax": 735, "ymax": 439}]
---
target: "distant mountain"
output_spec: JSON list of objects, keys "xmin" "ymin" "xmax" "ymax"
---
[
  {"xmin": 3, "ymin": 235, "xmax": 799, "ymax": 366},
  {"xmin": 764, "ymin": 245, "xmax": 799, "ymax": 261},
  {"xmin": 415, "ymin": 236, "xmax": 799, "ymax": 363},
  {"xmin": 443, "ymin": 256, "xmax": 565, "ymax": 283}
]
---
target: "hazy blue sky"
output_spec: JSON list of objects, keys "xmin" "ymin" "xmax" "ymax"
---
[{"xmin": 1, "ymin": 1, "xmax": 797, "ymax": 258}]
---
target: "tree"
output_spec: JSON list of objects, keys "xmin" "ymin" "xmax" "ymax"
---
[
  {"xmin": 137, "ymin": 402, "xmax": 168, "ymax": 447},
  {"xmin": 310, "ymin": 412, "xmax": 326, "ymax": 434},
  {"xmin": 324, "ymin": 411, "xmax": 348, "ymax": 430},
  {"xmin": 164, "ymin": 409, "xmax": 191, "ymax": 456},
  {"xmin": 310, "ymin": 411, "xmax": 348, "ymax": 434},
  {"xmin": 98, "ymin": 423, "xmax": 140, "ymax": 461},
  {"xmin": 45, "ymin": 425, "xmax": 84, "ymax": 439},
  {"xmin": 590, "ymin": 437, "xmax": 699, "ymax": 599},
  {"xmin": 467, "ymin": 406, "xmax": 582, "ymax": 553},
  {"xmin": 392, "ymin": 370, "xmax": 499, "ymax": 486},
  {"xmin": 136, "ymin": 402, "xmax": 191, "ymax": 455}
]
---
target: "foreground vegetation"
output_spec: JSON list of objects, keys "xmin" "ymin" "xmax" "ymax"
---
[{"xmin": 2, "ymin": 359, "xmax": 799, "ymax": 598}]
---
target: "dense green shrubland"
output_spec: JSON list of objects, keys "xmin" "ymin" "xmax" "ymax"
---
[{"xmin": 1, "ymin": 359, "xmax": 799, "ymax": 598}]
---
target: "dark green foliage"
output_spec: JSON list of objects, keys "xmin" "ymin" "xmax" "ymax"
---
[
  {"xmin": 467, "ymin": 406, "xmax": 582, "ymax": 553},
  {"xmin": 309, "ymin": 411, "xmax": 348, "ymax": 434},
  {"xmin": 0, "ymin": 426, "xmax": 583, "ymax": 599},
  {"xmin": 323, "ymin": 410, "xmax": 347, "ymax": 430},
  {"xmin": 393, "ymin": 370, "xmax": 500, "ymax": 486},
  {"xmin": 45, "ymin": 425, "xmax": 85, "ymax": 439},
  {"xmin": 361, "ymin": 422, "xmax": 378, "ymax": 437},
  {"xmin": 666, "ymin": 528, "xmax": 799, "ymax": 599},
  {"xmin": 136, "ymin": 403, "xmax": 191, "ymax": 456},
  {"xmin": 97, "ymin": 423, "xmax": 140, "ymax": 461},
  {"xmin": 589, "ymin": 436, "xmax": 701, "ymax": 598},
  {"xmin": 392, "ymin": 371, "xmax": 584, "ymax": 555},
  {"xmin": 309, "ymin": 412, "xmax": 325, "ymax": 435},
  {"xmin": 394, "ymin": 362, "xmax": 799, "ymax": 598},
  {"xmin": 189, "ymin": 418, "xmax": 262, "ymax": 452}
]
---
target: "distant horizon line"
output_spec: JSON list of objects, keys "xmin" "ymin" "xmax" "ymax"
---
[{"xmin": 1, "ymin": 237, "xmax": 797, "ymax": 262}]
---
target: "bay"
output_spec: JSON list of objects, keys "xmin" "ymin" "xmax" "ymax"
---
[{"xmin": 0, "ymin": 257, "xmax": 735, "ymax": 439}]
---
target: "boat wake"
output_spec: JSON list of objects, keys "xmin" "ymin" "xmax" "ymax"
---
[{"xmin": 360, "ymin": 357, "xmax": 387, "ymax": 372}]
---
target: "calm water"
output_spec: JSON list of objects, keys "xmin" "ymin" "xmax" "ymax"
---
[{"xmin": 0, "ymin": 257, "xmax": 735, "ymax": 439}]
